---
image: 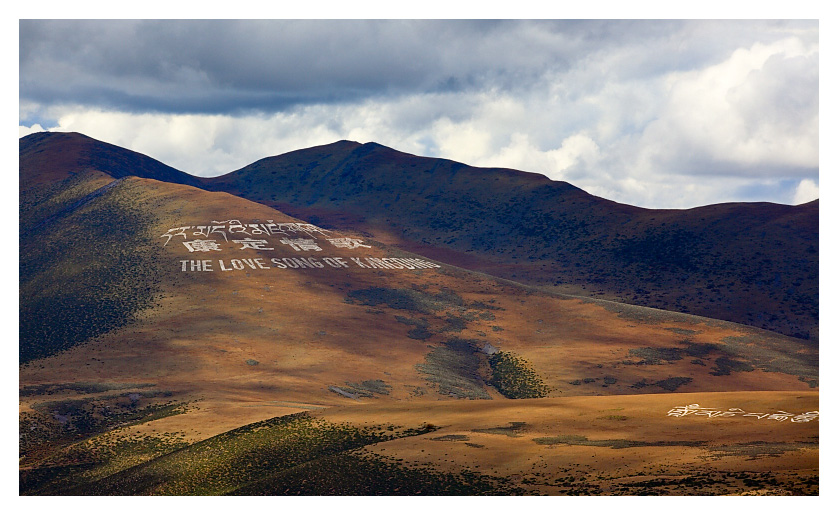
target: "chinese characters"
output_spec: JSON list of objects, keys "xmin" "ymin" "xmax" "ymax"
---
[{"xmin": 163, "ymin": 218, "xmax": 442, "ymax": 274}]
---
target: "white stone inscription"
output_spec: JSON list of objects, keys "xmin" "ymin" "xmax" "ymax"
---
[
  {"xmin": 177, "ymin": 256, "xmax": 440, "ymax": 273},
  {"xmin": 667, "ymin": 404, "xmax": 818, "ymax": 423},
  {"xmin": 233, "ymin": 238, "xmax": 274, "ymax": 251},
  {"xmin": 327, "ymin": 237, "xmax": 371, "ymax": 249},
  {"xmin": 166, "ymin": 219, "xmax": 441, "ymax": 273},
  {"xmin": 161, "ymin": 220, "xmax": 333, "ymax": 247},
  {"xmin": 279, "ymin": 238, "xmax": 322, "ymax": 252},
  {"xmin": 183, "ymin": 239, "xmax": 222, "ymax": 252}
]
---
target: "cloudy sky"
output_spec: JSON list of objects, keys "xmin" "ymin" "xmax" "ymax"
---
[{"xmin": 19, "ymin": 19, "xmax": 819, "ymax": 208}]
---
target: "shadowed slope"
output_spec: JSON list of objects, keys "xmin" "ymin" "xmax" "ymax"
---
[{"xmin": 204, "ymin": 141, "xmax": 818, "ymax": 340}]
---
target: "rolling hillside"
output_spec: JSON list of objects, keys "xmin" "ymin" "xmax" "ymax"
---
[
  {"xmin": 22, "ymin": 132, "xmax": 818, "ymax": 340},
  {"xmin": 19, "ymin": 132, "xmax": 819, "ymax": 495},
  {"xmin": 204, "ymin": 140, "xmax": 818, "ymax": 341}
]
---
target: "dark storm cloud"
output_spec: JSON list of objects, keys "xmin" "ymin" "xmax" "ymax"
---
[
  {"xmin": 20, "ymin": 19, "xmax": 561, "ymax": 113},
  {"xmin": 19, "ymin": 19, "xmax": 783, "ymax": 115}
]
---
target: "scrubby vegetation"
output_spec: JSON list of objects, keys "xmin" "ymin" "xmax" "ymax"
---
[
  {"xmin": 719, "ymin": 334, "xmax": 818, "ymax": 378},
  {"xmin": 394, "ymin": 315, "xmax": 434, "ymax": 340},
  {"xmin": 612, "ymin": 230, "xmax": 700, "ymax": 272},
  {"xmin": 430, "ymin": 434, "xmax": 470, "ymax": 441},
  {"xmin": 349, "ymin": 287, "xmax": 501, "ymax": 342},
  {"xmin": 487, "ymin": 351, "xmax": 549, "ymax": 399},
  {"xmin": 415, "ymin": 339, "xmax": 548, "ymax": 400},
  {"xmin": 710, "ymin": 356, "xmax": 755, "ymax": 376},
  {"xmin": 20, "ymin": 172, "xmax": 111, "ymax": 234},
  {"xmin": 628, "ymin": 341, "xmax": 718, "ymax": 365},
  {"xmin": 20, "ymin": 431, "xmax": 188, "ymax": 495},
  {"xmin": 532, "ymin": 434, "xmax": 705, "ymax": 449},
  {"xmin": 607, "ymin": 470, "xmax": 818, "ymax": 496},
  {"xmin": 623, "ymin": 337, "xmax": 812, "ymax": 383},
  {"xmin": 629, "ymin": 346, "xmax": 688, "ymax": 365},
  {"xmin": 19, "ymin": 382, "xmax": 155, "ymax": 397},
  {"xmin": 631, "ymin": 376, "xmax": 693, "ymax": 392},
  {"xmin": 68, "ymin": 412, "xmax": 408, "ymax": 495},
  {"xmin": 229, "ymin": 452, "xmax": 527, "ymax": 495},
  {"xmin": 472, "ymin": 422, "xmax": 527, "ymax": 438},
  {"xmin": 20, "ymin": 391, "xmax": 186, "ymax": 462},
  {"xmin": 26, "ymin": 412, "xmax": 524, "ymax": 495},
  {"xmin": 416, "ymin": 345, "xmax": 491, "ymax": 400},
  {"xmin": 19, "ymin": 178, "xmax": 163, "ymax": 363},
  {"xmin": 346, "ymin": 286, "xmax": 465, "ymax": 314},
  {"xmin": 341, "ymin": 379, "xmax": 392, "ymax": 398},
  {"xmin": 706, "ymin": 441, "xmax": 818, "ymax": 461},
  {"xmin": 598, "ymin": 414, "xmax": 628, "ymax": 421}
]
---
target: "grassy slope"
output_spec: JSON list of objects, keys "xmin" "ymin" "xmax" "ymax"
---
[
  {"xmin": 19, "ymin": 175, "xmax": 817, "ymax": 408},
  {"xmin": 56, "ymin": 412, "xmax": 524, "ymax": 496},
  {"xmin": 21, "ymin": 393, "xmax": 819, "ymax": 495},
  {"xmin": 204, "ymin": 141, "xmax": 818, "ymax": 340},
  {"xmin": 20, "ymin": 133, "xmax": 819, "ymax": 340},
  {"xmin": 19, "ymin": 131, "xmax": 201, "ymax": 188},
  {"xmin": 19, "ymin": 131, "xmax": 209, "ymax": 363},
  {"xmin": 19, "ymin": 137, "xmax": 818, "ymax": 495},
  {"xmin": 20, "ymin": 176, "xmax": 164, "ymax": 363}
]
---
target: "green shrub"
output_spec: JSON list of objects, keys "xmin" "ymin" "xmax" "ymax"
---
[
  {"xmin": 711, "ymin": 357, "xmax": 755, "ymax": 376},
  {"xmin": 488, "ymin": 352, "xmax": 549, "ymax": 399}
]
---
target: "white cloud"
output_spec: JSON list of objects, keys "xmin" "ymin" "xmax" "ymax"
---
[
  {"xmin": 636, "ymin": 38, "xmax": 818, "ymax": 176},
  {"xmin": 545, "ymin": 134, "xmax": 602, "ymax": 177},
  {"xmin": 431, "ymin": 118, "xmax": 494, "ymax": 166},
  {"xmin": 39, "ymin": 108, "xmax": 346, "ymax": 176},
  {"xmin": 793, "ymin": 179, "xmax": 819, "ymax": 205},
  {"xmin": 462, "ymin": 132, "xmax": 602, "ymax": 183},
  {"xmin": 19, "ymin": 124, "xmax": 45, "ymax": 138}
]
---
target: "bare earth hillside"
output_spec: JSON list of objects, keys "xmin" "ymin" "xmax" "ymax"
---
[{"xmin": 19, "ymin": 133, "xmax": 818, "ymax": 495}]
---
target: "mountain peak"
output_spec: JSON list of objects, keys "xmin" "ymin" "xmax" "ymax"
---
[{"xmin": 20, "ymin": 131, "xmax": 202, "ymax": 188}]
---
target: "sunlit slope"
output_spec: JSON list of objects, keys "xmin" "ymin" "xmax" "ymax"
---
[
  {"xmin": 19, "ymin": 168, "xmax": 818, "ymax": 496},
  {"xmin": 22, "ymin": 392, "xmax": 818, "ymax": 495},
  {"xmin": 20, "ymin": 131, "xmax": 819, "ymax": 341},
  {"xmin": 20, "ymin": 131, "xmax": 201, "ymax": 188},
  {"xmin": 204, "ymin": 140, "xmax": 818, "ymax": 340},
  {"xmin": 20, "ymin": 175, "xmax": 817, "ymax": 406}
]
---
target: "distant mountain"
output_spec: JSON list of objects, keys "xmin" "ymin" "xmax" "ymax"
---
[{"xmin": 204, "ymin": 140, "xmax": 819, "ymax": 341}]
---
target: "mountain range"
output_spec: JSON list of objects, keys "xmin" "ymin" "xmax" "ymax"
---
[
  {"xmin": 19, "ymin": 131, "xmax": 819, "ymax": 495},
  {"xmin": 23, "ymin": 131, "xmax": 819, "ymax": 340}
]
